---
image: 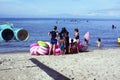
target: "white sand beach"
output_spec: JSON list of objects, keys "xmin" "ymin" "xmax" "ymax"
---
[{"xmin": 0, "ymin": 48, "xmax": 120, "ymax": 80}]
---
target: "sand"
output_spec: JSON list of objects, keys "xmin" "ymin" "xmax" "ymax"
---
[{"xmin": 0, "ymin": 48, "xmax": 120, "ymax": 80}]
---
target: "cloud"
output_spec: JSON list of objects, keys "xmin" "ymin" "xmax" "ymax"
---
[
  {"xmin": 100, "ymin": 8, "xmax": 120, "ymax": 12},
  {"xmin": 83, "ymin": 8, "xmax": 120, "ymax": 18}
]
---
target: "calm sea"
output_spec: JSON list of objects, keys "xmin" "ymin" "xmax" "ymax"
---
[{"xmin": 0, "ymin": 18, "xmax": 120, "ymax": 53}]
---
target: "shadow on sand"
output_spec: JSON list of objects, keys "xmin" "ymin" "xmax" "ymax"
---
[{"xmin": 29, "ymin": 58, "xmax": 70, "ymax": 80}]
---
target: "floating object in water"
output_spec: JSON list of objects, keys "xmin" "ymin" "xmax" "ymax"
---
[
  {"xmin": 118, "ymin": 37, "xmax": 120, "ymax": 44},
  {"xmin": 84, "ymin": 32, "xmax": 90, "ymax": 40}
]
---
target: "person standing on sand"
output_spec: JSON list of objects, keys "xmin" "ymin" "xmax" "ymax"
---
[
  {"xmin": 59, "ymin": 27, "xmax": 69, "ymax": 54},
  {"xmin": 65, "ymin": 31, "xmax": 69, "ymax": 54},
  {"xmin": 48, "ymin": 26, "xmax": 59, "ymax": 55},
  {"xmin": 59, "ymin": 36, "xmax": 66, "ymax": 55},
  {"xmin": 69, "ymin": 39, "xmax": 77, "ymax": 53},
  {"xmin": 59, "ymin": 27, "xmax": 68, "ymax": 38},
  {"xmin": 74, "ymin": 28, "xmax": 80, "ymax": 53}
]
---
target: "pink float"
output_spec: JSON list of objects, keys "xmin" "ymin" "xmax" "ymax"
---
[
  {"xmin": 78, "ymin": 41, "xmax": 83, "ymax": 49},
  {"xmin": 30, "ymin": 46, "xmax": 48, "ymax": 55},
  {"xmin": 56, "ymin": 42, "xmax": 59, "ymax": 48},
  {"xmin": 37, "ymin": 46, "xmax": 49, "ymax": 55},
  {"xmin": 30, "ymin": 43, "xmax": 39, "ymax": 48},
  {"xmin": 30, "ymin": 41, "xmax": 60, "ymax": 55},
  {"xmin": 46, "ymin": 42, "xmax": 51, "ymax": 48},
  {"xmin": 84, "ymin": 32, "xmax": 90, "ymax": 40},
  {"xmin": 55, "ymin": 48, "xmax": 60, "ymax": 55},
  {"xmin": 30, "ymin": 46, "xmax": 40, "ymax": 55}
]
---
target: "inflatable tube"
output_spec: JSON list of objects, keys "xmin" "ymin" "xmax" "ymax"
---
[
  {"xmin": 30, "ymin": 46, "xmax": 40, "ymax": 55},
  {"xmin": 37, "ymin": 41, "xmax": 48, "ymax": 48},
  {"xmin": 78, "ymin": 41, "xmax": 83, "ymax": 48},
  {"xmin": 30, "ymin": 43, "xmax": 39, "ymax": 48},
  {"xmin": 37, "ymin": 49, "xmax": 46, "ymax": 54},
  {"xmin": 13, "ymin": 28, "xmax": 29, "ymax": 41},
  {"xmin": 39, "ymin": 45, "xmax": 48, "ymax": 51},
  {"xmin": 46, "ymin": 42, "xmax": 51, "ymax": 48},
  {"xmin": 0, "ymin": 24, "xmax": 13, "ymax": 30},
  {"xmin": 0, "ymin": 28, "xmax": 14, "ymax": 41},
  {"xmin": 37, "ymin": 47, "xmax": 48, "ymax": 55},
  {"xmin": 55, "ymin": 48, "xmax": 60, "ymax": 55},
  {"xmin": 30, "ymin": 44, "xmax": 49, "ymax": 55},
  {"xmin": 56, "ymin": 42, "xmax": 59, "ymax": 48},
  {"xmin": 30, "ymin": 47, "xmax": 35, "ymax": 55},
  {"xmin": 118, "ymin": 37, "xmax": 120, "ymax": 43},
  {"xmin": 30, "ymin": 41, "xmax": 60, "ymax": 55},
  {"xmin": 55, "ymin": 48, "xmax": 60, "ymax": 53},
  {"xmin": 33, "ymin": 46, "xmax": 39, "ymax": 55}
]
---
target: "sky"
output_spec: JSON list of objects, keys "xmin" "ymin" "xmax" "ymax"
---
[{"xmin": 0, "ymin": 0, "xmax": 120, "ymax": 18}]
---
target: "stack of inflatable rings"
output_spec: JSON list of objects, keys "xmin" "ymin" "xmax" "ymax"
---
[
  {"xmin": 30, "ymin": 43, "xmax": 40, "ymax": 55},
  {"xmin": 30, "ymin": 41, "xmax": 61, "ymax": 55},
  {"xmin": 37, "ymin": 41, "xmax": 49, "ymax": 55}
]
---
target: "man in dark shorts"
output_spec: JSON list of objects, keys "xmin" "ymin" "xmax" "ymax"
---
[{"xmin": 48, "ymin": 26, "xmax": 58, "ymax": 55}]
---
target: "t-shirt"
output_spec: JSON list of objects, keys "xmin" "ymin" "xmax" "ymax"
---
[
  {"xmin": 75, "ymin": 33, "xmax": 79, "ymax": 39},
  {"xmin": 50, "ymin": 31, "xmax": 57, "ymax": 39}
]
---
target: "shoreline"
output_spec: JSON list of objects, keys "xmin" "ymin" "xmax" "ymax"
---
[
  {"xmin": 0, "ymin": 46, "xmax": 119, "ymax": 54},
  {"xmin": 0, "ymin": 48, "xmax": 120, "ymax": 80}
]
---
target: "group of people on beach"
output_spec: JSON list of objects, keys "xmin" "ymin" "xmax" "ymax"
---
[
  {"xmin": 48, "ymin": 26, "xmax": 90, "ymax": 55},
  {"xmin": 40, "ymin": 23, "xmax": 120, "ymax": 55}
]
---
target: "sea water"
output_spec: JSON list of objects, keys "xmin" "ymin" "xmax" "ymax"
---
[{"xmin": 0, "ymin": 18, "xmax": 120, "ymax": 53}]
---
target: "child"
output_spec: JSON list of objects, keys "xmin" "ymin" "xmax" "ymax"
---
[
  {"xmin": 97, "ymin": 38, "xmax": 101, "ymax": 48},
  {"xmin": 69, "ymin": 39, "xmax": 77, "ymax": 53},
  {"xmin": 59, "ymin": 36, "xmax": 66, "ymax": 55},
  {"xmin": 74, "ymin": 28, "xmax": 79, "ymax": 53}
]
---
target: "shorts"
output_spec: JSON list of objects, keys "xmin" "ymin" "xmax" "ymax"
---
[
  {"xmin": 51, "ymin": 39, "xmax": 57, "ymax": 44},
  {"xmin": 60, "ymin": 44, "xmax": 64, "ymax": 50},
  {"xmin": 76, "ymin": 39, "xmax": 79, "ymax": 43}
]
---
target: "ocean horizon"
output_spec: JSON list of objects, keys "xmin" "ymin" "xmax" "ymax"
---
[{"xmin": 1, "ymin": 17, "xmax": 120, "ymax": 21}]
